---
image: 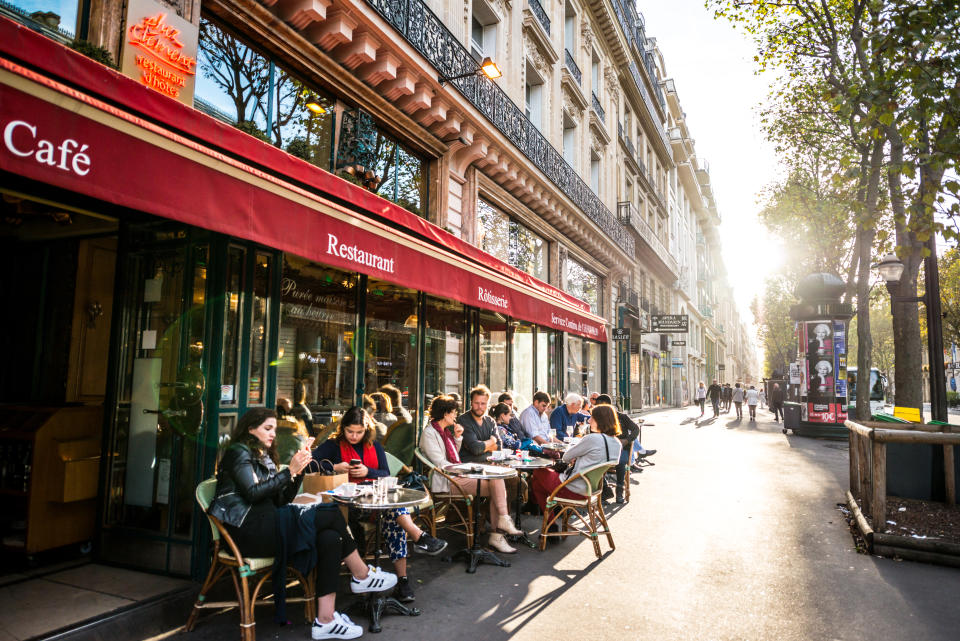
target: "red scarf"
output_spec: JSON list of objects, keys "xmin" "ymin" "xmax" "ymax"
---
[
  {"xmin": 338, "ymin": 440, "xmax": 379, "ymax": 481},
  {"xmin": 432, "ymin": 421, "xmax": 460, "ymax": 464}
]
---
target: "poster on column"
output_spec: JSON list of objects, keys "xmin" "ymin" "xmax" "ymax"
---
[
  {"xmin": 833, "ymin": 320, "xmax": 848, "ymax": 421},
  {"xmin": 806, "ymin": 320, "xmax": 834, "ymax": 404}
]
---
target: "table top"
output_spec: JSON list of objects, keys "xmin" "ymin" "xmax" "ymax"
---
[
  {"xmin": 444, "ymin": 463, "xmax": 518, "ymax": 480},
  {"xmin": 486, "ymin": 455, "xmax": 554, "ymax": 470},
  {"xmin": 331, "ymin": 487, "xmax": 429, "ymax": 510},
  {"xmin": 540, "ymin": 441, "xmax": 570, "ymax": 451}
]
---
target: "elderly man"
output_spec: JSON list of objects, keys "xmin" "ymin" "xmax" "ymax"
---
[
  {"xmin": 549, "ymin": 393, "xmax": 585, "ymax": 441},
  {"xmin": 457, "ymin": 384, "xmax": 499, "ymax": 462}
]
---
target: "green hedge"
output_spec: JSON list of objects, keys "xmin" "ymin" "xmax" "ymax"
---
[{"xmin": 948, "ymin": 391, "xmax": 960, "ymax": 408}]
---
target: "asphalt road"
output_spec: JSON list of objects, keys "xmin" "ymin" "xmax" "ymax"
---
[{"xmin": 168, "ymin": 406, "xmax": 960, "ymax": 641}]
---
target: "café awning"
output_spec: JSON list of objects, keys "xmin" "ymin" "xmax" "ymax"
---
[{"xmin": 0, "ymin": 18, "xmax": 606, "ymax": 340}]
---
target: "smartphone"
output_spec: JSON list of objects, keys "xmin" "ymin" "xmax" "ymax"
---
[
  {"xmin": 350, "ymin": 458, "xmax": 362, "ymax": 466},
  {"xmin": 304, "ymin": 437, "xmax": 316, "ymax": 449}
]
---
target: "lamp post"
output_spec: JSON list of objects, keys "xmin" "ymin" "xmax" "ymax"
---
[{"xmin": 876, "ymin": 252, "xmax": 948, "ymax": 422}]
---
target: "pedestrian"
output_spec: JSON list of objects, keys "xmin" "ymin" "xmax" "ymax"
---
[
  {"xmin": 695, "ymin": 381, "xmax": 707, "ymax": 416},
  {"xmin": 770, "ymin": 383, "xmax": 785, "ymax": 423},
  {"xmin": 758, "ymin": 386, "xmax": 767, "ymax": 409},
  {"xmin": 722, "ymin": 383, "xmax": 732, "ymax": 413},
  {"xmin": 731, "ymin": 382, "xmax": 744, "ymax": 420},
  {"xmin": 707, "ymin": 380, "xmax": 722, "ymax": 417},
  {"xmin": 745, "ymin": 385, "xmax": 759, "ymax": 421}
]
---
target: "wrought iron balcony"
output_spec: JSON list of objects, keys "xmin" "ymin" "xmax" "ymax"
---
[
  {"xmin": 564, "ymin": 48, "xmax": 582, "ymax": 85},
  {"xmin": 591, "ymin": 92, "xmax": 605, "ymax": 122},
  {"xmin": 641, "ymin": 297, "xmax": 651, "ymax": 312},
  {"xmin": 624, "ymin": 133, "xmax": 636, "ymax": 158},
  {"xmin": 365, "ymin": 0, "xmax": 633, "ymax": 254},
  {"xmin": 616, "ymin": 201, "xmax": 677, "ymax": 276},
  {"xmin": 528, "ymin": 0, "xmax": 550, "ymax": 34},
  {"xmin": 628, "ymin": 61, "xmax": 670, "ymax": 151}
]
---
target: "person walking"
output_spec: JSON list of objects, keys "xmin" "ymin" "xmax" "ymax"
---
[
  {"xmin": 758, "ymin": 386, "xmax": 767, "ymax": 409},
  {"xmin": 695, "ymin": 382, "xmax": 707, "ymax": 417},
  {"xmin": 731, "ymin": 383, "xmax": 745, "ymax": 420},
  {"xmin": 722, "ymin": 384, "xmax": 732, "ymax": 413},
  {"xmin": 770, "ymin": 383, "xmax": 785, "ymax": 423},
  {"xmin": 707, "ymin": 380, "xmax": 722, "ymax": 417},
  {"xmin": 745, "ymin": 385, "xmax": 759, "ymax": 421}
]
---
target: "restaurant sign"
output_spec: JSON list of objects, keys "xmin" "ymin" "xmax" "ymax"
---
[
  {"xmin": 651, "ymin": 314, "xmax": 689, "ymax": 333},
  {"xmin": 120, "ymin": 0, "xmax": 198, "ymax": 105}
]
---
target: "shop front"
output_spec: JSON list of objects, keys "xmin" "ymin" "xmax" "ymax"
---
[{"xmin": 0, "ymin": 18, "xmax": 607, "ymax": 578}]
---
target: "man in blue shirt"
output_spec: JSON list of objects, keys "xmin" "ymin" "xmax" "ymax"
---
[{"xmin": 549, "ymin": 393, "xmax": 584, "ymax": 440}]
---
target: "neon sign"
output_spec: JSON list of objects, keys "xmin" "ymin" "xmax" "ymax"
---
[{"xmin": 127, "ymin": 13, "xmax": 196, "ymax": 98}]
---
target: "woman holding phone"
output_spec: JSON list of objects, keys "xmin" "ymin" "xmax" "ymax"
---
[
  {"xmin": 419, "ymin": 395, "xmax": 521, "ymax": 555},
  {"xmin": 312, "ymin": 407, "xmax": 448, "ymax": 603},
  {"xmin": 209, "ymin": 408, "xmax": 396, "ymax": 640}
]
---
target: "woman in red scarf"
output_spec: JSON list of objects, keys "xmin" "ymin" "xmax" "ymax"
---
[
  {"xmin": 419, "ymin": 395, "xmax": 519, "ymax": 555},
  {"xmin": 312, "ymin": 407, "xmax": 447, "ymax": 603}
]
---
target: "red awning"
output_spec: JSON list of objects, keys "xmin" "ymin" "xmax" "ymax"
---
[{"xmin": 0, "ymin": 22, "xmax": 606, "ymax": 340}]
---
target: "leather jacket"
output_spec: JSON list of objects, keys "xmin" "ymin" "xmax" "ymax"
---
[{"xmin": 208, "ymin": 443, "xmax": 302, "ymax": 528}]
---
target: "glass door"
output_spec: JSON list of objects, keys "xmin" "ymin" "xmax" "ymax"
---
[{"xmin": 101, "ymin": 226, "xmax": 209, "ymax": 575}]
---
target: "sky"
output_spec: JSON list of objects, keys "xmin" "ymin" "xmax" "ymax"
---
[{"xmin": 640, "ymin": 2, "xmax": 784, "ymax": 337}]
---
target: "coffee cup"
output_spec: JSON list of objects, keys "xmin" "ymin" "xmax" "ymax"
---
[{"xmin": 340, "ymin": 482, "xmax": 357, "ymax": 497}]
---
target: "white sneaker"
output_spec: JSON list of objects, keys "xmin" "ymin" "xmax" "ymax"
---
[
  {"xmin": 312, "ymin": 612, "xmax": 363, "ymax": 640},
  {"xmin": 350, "ymin": 565, "xmax": 397, "ymax": 594}
]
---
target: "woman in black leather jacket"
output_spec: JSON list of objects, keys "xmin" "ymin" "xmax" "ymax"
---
[{"xmin": 209, "ymin": 408, "xmax": 397, "ymax": 640}]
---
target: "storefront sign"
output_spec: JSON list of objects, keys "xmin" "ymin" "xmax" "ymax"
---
[
  {"xmin": 611, "ymin": 328, "xmax": 630, "ymax": 341},
  {"xmin": 651, "ymin": 314, "xmax": 689, "ymax": 333},
  {"xmin": 718, "ymin": 364, "xmax": 725, "ymax": 370},
  {"xmin": 3, "ymin": 119, "xmax": 91, "ymax": 175},
  {"xmin": 120, "ymin": 0, "xmax": 198, "ymax": 105},
  {"xmin": 672, "ymin": 339, "xmax": 686, "ymax": 347}
]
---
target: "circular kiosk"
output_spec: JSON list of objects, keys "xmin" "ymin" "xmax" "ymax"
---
[{"xmin": 782, "ymin": 273, "xmax": 854, "ymax": 438}]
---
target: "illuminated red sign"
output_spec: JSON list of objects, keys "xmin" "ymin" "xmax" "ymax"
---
[{"xmin": 127, "ymin": 13, "xmax": 196, "ymax": 98}]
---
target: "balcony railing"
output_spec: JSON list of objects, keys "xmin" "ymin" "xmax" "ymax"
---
[
  {"xmin": 365, "ymin": 0, "xmax": 633, "ymax": 254},
  {"xmin": 528, "ymin": 0, "xmax": 550, "ymax": 34},
  {"xmin": 641, "ymin": 297, "xmax": 651, "ymax": 312},
  {"xmin": 564, "ymin": 48, "xmax": 582, "ymax": 85},
  {"xmin": 628, "ymin": 61, "xmax": 670, "ymax": 151},
  {"xmin": 591, "ymin": 92, "xmax": 605, "ymax": 122},
  {"xmin": 624, "ymin": 133, "xmax": 636, "ymax": 158},
  {"xmin": 616, "ymin": 201, "xmax": 678, "ymax": 275}
]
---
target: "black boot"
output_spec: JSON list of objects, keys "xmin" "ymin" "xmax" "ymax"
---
[
  {"xmin": 615, "ymin": 487, "xmax": 625, "ymax": 504},
  {"xmin": 601, "ymin": 481, "xmax": 614, "ymax": 502}
]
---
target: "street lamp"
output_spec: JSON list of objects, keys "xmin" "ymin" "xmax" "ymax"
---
[
  {"xmin": 874, "ymin": 251, "xmax": 947, "ymax": 422},
  {"xmin": 438, "ymin": 57, "xmax": 503, "ymax": 86}
]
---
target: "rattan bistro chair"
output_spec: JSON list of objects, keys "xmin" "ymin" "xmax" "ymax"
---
[
  {"xmin": 184, "ymin": 478, "xmax": 315, "ymax": 641},
  {"xmin": 414, "ymin": 448, "xmax": 474, "ymax": 547},
  {"xmin": 539, "ymin": 462, "xmax": 616, "ymax": 558}
]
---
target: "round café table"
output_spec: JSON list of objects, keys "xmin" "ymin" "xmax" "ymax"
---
[
  {"xmin": 333, "ymin": 488, "xmax": 429, "ymax": 632},
  {"xmin": 486, "ymin": 454, "xmax": 554, "ymax": 548},
  {"xmin": 443, "ymin": 463, "xmax": 518, "ymax": 573}
]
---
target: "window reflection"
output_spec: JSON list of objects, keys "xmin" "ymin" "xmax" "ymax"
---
[
  {"xmin": 276, "ymin": 256, "xmax": 357, "ymax": 419},
  {"xmin": 3, "ymin": 0, "xmax": 80, "ymax": 39},
  {"xmin": 477, "ymin": 199, "xmax": 546, "ymax": 281},
  {"xmin": 564, "ymin": 257, "xmax": 600, "ymax": 314},
  {"xmin": 364, "ymin": 280, "xmax": 419, "ymax": 416},
  {"xmin": 511, "ymin": 322, "xmax": 534, "ymax": 410},
  {"xmin": 479, "ymin": 311, "xmax": 507, "ymax": 395},
  {"xmin": 565, "ymin": 336, "xmax": 600, "ymax": 396},
  {"xmin": 424, "ymin": 297, "xmax": 465, "ymax": 404}
]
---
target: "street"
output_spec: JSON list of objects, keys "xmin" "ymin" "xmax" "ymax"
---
[{"xmin": 170, "ymin": 406, "xmax": 960, "ymax": 641}]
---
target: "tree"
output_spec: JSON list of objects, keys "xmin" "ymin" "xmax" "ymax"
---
[{"xmin": 751, "ymin": 278, "xmax": 797, "ymax": 377}]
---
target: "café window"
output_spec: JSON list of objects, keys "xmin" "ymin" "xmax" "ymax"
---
[
  {"xmin": 424, "ymin": 297, "xmax": 465, "ymax": 404},
  {"xmin": 276, "ymin": 256, "xmax": 358, "ymax": 419},
  {"xmin": 363, "ymin": 280, "xmax": 419, "ymax": 416},
  {"xmin": 566, "ymin": 336, "xmax": 601, "ymax": 396},
  {"xmin": 510, "ymin": 321, "xmax": 535, "ymax": 409},
  {"xmin": 477, "ymin": 199, "xmax": 547, "ymax": 282},
  {"xmin": 196, "ymin": 18, "xmax": 335, "ymax": 170},
  {"xmin": 336, "ymin": 109, "xmax": 428, "ymax": 217},
  {"xmin": 4, "ymin": 0, "xmax": 80, "ymax": 40},
  {"xmin": 564, "ymin": 256, "xmax": 600, "ymax": 314},
  {"xmin": 479, "ymin": 311, "xmax": 508, "ymax": 396}
]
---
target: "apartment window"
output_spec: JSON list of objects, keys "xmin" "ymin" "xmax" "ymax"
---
[
  {"xmin": 525, "ymin": 62, "xmax": 544, "ymax": 130},
  {"xmin": 562, "ymin": 114, "xmax": 577, "ymax": 167},
  {"xmin": 564, "ymin": 257, "xmax": 600, "ymax": 314},
  {"xmin": 590, "ymin": 152, "xmax": 600, "ymax": 195},
  {"xmin": 564, "ymin": 2, "xmax": 576, "ymax": 50},
  {"xmin": 591, "ymin": 54, "xmax": 600, "ymax": 92},
  {"xmin": 477, "ymin": 199, "xmax": 548, "ymax": 281},
  {"xmin": 624, "ymin": 108, "xmax": 632, "ymax": 137},
  {"xmin": 471, "ymin": 1, "xmax": 498, "ymax": 62}
]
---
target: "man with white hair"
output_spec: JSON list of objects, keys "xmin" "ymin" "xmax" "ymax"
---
[{"xmin": 549, "ymin": 393, "xmax": 585, "ymax": 440}]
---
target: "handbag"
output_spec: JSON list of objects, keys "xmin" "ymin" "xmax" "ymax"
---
[{"xmin": 301, "ymin": 459, "xmax": 348, "ymax": 496}]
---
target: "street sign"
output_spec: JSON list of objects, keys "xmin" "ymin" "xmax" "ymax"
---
[
  {"xmin": 611, "ymin": 328, "xmax": 631, "ymax": 341},
  {"xmin": 651, "ymin": 314, "xmax": 689, "ymax": 333},
  {"xmin": 718, "ymin": 364, "xmax": 726, "ymax": 370},
  {"xmin": 672, "ymin": 340, "xmax": 687, "ymax": 347}
]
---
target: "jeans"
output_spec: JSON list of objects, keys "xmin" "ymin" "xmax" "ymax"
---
[
  {"xmin": 711, "ymin": 399, "xmax": 720, "ymax": 416},
  {"xmin": 772, "ymin": 403, "xmax": 783, "ymax": 421},
  {"xmin": 697, "ymin": 398, "xmax": 705, "ymax": 413}
]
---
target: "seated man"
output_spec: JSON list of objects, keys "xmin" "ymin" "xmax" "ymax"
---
[
  {"xmin": 457, "ymin": 384, "xmax": 499, "ymax": 462},
  {"xmin": 550, "ymin": 393, "xmax": 585, "ymax": 441},
  {"xmin": 519, "ymin": 391, "xmax": 553, "ymax": 444}
]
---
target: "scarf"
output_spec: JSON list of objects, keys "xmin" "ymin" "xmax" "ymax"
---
[
  {"xmin": 338, "ymin": 440, "xmax": 379, "ymax": 481},
  {"xmin": 432, "ymin": 420, "xmax": 460, "ymax": 464}
]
